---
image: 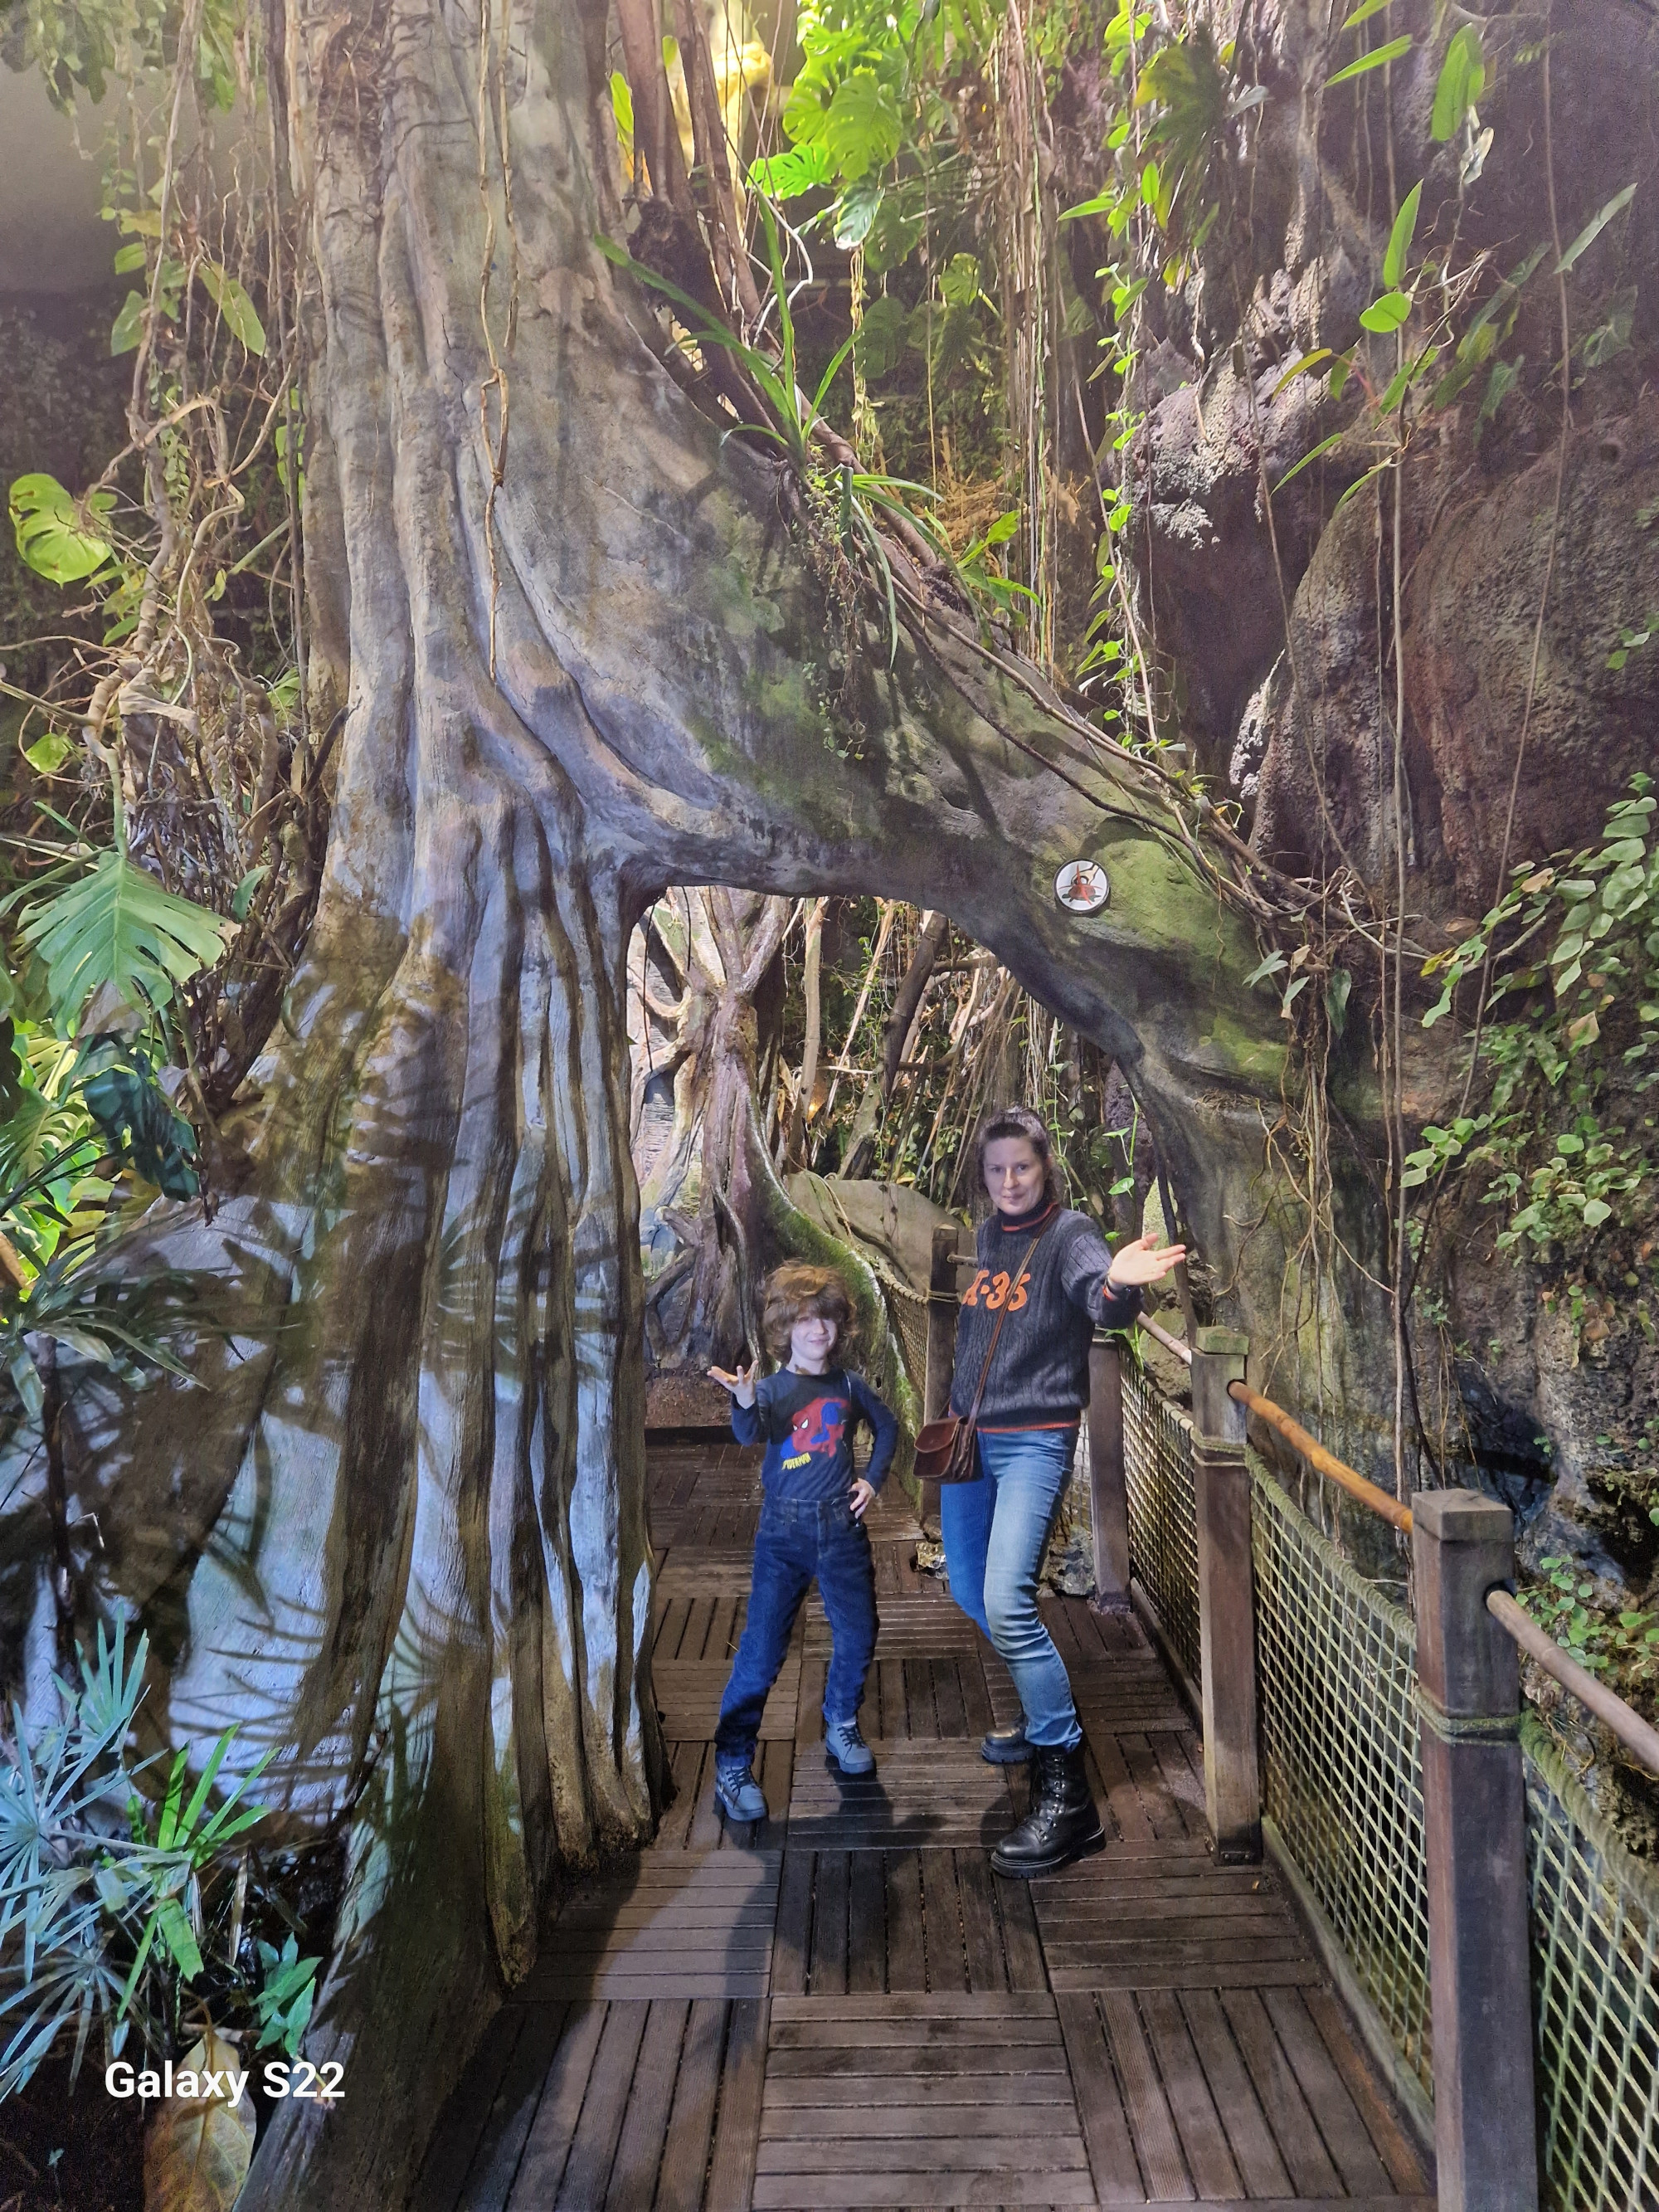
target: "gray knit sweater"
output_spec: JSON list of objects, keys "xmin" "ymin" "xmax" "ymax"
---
[{"xmin": 948, "ymin": 1201, "xmax": 1140, "ymax": 1430}]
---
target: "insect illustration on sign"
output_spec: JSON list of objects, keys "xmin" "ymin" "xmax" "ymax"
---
[{"xmin": 1054, "ymin": 859, "xmax": 1111, "ymax": 914}]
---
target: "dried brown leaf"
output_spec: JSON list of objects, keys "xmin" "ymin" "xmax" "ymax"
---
[{"xmin": 143, "ymin": 2030, "xmax": 256, "ymax": 2212}]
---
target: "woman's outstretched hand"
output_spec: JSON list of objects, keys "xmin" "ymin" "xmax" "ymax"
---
[
  {"xmin": 1105, "ymin": 1232, "xmax": 1188, "ymax": 1289},
  {"xmin": 708, "ymin": 1362, "xmax": 757, "ymax": 1408}
]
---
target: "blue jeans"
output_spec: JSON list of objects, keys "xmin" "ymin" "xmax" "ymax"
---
[
  {"xmin": 715, "ymin": 1494, "xmax": 878, "ymax": 1759},
  {"xmin": 940, "ymin": 1427, "xmax": 1082, "ymax": 1750}
]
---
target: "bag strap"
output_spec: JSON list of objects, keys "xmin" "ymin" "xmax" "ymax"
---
[{"xmin": 961, "ymin": 1229, "xmax": 1046, "ymax": 1429}]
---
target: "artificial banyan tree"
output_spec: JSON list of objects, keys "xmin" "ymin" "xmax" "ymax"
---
[{"xmin": 6, "ymin": 0, "xmax": 1653, "ymax": 2200}]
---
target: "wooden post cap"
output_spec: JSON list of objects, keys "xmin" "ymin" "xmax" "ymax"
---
[
  {"xmin": 1412, "ymin": 1488, "xmax": 1512, "ymax": 1544},
  {"xmin": 1194, "ymin": 1327, "xmax": 1249, "ymax": 1358},
  {"xmin": 1191, "ymin": 1333, "xmax": 1248, "ymax": 1447}
]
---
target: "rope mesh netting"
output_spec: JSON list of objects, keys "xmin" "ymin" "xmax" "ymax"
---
[
  {"xmin": 1525, "ymin": 1716, "xmax": 1659, "ymax": 2209},
  {"xmin": 1121, "ymin": 1353, "xmax": 1659, "ymax": 2210},
  {"xmin": 887, "ymin": 1286, "xmax": 928, "ymax": 1396},
  {"xmin": 1249, "ymin": 1462, "xmax": 1432, "ymax": 2097},
  {"xmin": 1122, "ymin": 1357, "xmax": 1201, "ymax": 1689}
]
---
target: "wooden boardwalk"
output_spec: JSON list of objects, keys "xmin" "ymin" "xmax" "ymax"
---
[{"xmin": 416, "ymin": 1437, "xmax": 1434, "ymax": 2211}]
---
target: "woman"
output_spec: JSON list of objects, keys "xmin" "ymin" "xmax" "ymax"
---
[{"xmin": 943, "ymin": 1104, "xmax": 1184, "ymax": 1878}]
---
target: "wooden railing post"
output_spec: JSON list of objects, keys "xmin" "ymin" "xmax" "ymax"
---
[
  {"xmin": 1190, "ymin": 1328, "xmax": 1260, "ymax": 1864},
  {"xmin": 1087, "ymin": 1333, "xmax": 1130, "ymax": 1605},
  {"xmin": 1411, "ymin": 1491, "xmax": 1539, "ymax": 2212}
]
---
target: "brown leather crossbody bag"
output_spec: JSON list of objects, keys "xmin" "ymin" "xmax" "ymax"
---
[{"xmin": 912, "ymin": 1231, "xmax": 1044, "ymax": 1484}]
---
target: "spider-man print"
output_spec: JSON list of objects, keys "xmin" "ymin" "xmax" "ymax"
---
[{"xmin": 790, "ymin": 1396, "xmax": 847, "ymax": 1459}]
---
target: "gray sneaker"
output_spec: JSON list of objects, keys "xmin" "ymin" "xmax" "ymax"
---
[
  {"xmin": 824, "ymin": 1719, "xmax": 875, "ymax": 1776},
  {"xmin": 713, "ymin": 1756, "xmax": 766, "ymax": 1823}
]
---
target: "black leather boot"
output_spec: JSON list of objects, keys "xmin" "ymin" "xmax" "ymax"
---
[
  {"xmin": 990, "ymin": 1743, "xmax": 1104, "ymax": 1878},
  {"xmin": 980, "ymin": 1721, "xmax": 1032, "ymax": 1766}
]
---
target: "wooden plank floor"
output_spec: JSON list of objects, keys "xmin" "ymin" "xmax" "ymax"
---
[{"xmin": 413, "ymin": 1435, "xmax": 1434, "ymax": 2211}]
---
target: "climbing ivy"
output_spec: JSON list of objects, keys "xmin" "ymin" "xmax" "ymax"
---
[{"xmin": 1417, "ymin": 780, "xmax": 1659, "ymax": 1262}]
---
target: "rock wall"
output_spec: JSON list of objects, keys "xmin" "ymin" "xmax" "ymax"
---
[
  {"xmin": 1135, "ymin": 0, "xmax": 1659, "ymax": 898},
  {"xmin": 1121, "ymin": 0, "xmax": 1659, "ymax": 1651}
]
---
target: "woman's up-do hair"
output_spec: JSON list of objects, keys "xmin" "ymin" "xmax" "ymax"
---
[
  {"xmin": 971, "ymin": 1104, "xmax": 1064, "ymax": 1214},
  {"xmin": 762, "ymin": 1263, "xmax": 857, "ymax": 1360}
]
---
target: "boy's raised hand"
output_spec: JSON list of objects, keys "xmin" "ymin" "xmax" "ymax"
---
[
  {"xmin": 708, "ymin": 1361, "xmax": 757, "ymax": 1408},
  {"xmin": 1105, "ymin": 1230, "xmax": 1189, "ymax": 1288}
]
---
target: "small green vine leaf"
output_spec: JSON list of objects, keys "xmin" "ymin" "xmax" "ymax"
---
[
  {"xmin": 1326, "ymin": 35, "xmax": 1413, "ymax": 87},
  {"xmin": 1383, "ymin": 183, "xmax": 1422, "ymax": 287},
  {"xmin": 1269, "ymin": 349, "xmax": 1332, "ymax": 398},
  {"xmin": 1273, "ymin": 432, "xmax": 1342, "ymax": 491},
  {"xmin": 1360, "ymin": 290, "xmax": 1412, "ymax": 334},
  {"xmin": 1556, "ymin": 183, "xmax": 1637, "ymax": 275},
  {"xmin": 1430, "ymin": 25, "xmax": 1486, "ymax": 143}
]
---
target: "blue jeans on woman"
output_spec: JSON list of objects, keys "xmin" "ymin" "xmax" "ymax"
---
[
  {"xmin": 940, "ymin": 1427, "xmax": 1082, "ymax": 1750},
  {"xmin": 715, "ymin": 1494, "xmax": 878, "ymax": 1758}
]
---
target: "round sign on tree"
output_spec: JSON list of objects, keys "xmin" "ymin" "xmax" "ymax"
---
[{"xmin": 1054, "ymin": 859, "xmax": 1111, "ymax": 914}]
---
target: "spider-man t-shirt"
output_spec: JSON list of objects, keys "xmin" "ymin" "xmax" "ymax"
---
[{"xmin": 731, "ymin": 1367, "xmax": 898, "ymax": 1503}]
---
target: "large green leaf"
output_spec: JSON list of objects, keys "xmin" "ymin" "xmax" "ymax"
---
[
  {"xmin": 1383, "ymin": 183, "xmax": 1422, "ymax": 289},
  {"xmin": 18, "ymin": 852, "xmax": 231, "ymax": 1024},
  {"xmin": 747, "ymin": 143, "xmax": 835, "ymax": 199},
  {"xmin": 1360, "ymin": 289, "xmax": 1412, "ymax": 333},
  {"xmin": 8, "ymin": 475, "xmax": 114, "ymax": 586},
  {"xmin": 822, "ymin": 73, "xmax": 902, "ymax": 182},
  {"xmin": 854, "ymin": 295, "xmax": 908, "ymax": 378},
  {"xmin": 197, "ymin": 261, "xmax": 266, "ymax": 355},
  {"xmin": 109, "ymin": 290, "xmax": 146, "ymax": 356},
  {"xmin": 80, "ymin": 1050, "xmax": 200, "ymax": 1197}
]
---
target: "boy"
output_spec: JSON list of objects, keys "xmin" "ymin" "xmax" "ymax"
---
[{"xmin": 707, "ymin": 1264, "xmax": 898, "ymax": 1823}]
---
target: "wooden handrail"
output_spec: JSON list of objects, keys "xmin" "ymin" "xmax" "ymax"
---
[
  {"xmin": 1136, "ymin": 1313, "xmax": 1193, "ymax": 1366},
  {"xmin": 1135, "ymin": 1315, "xmax": 1659, "ymax": 1774},
  {"xmin": 1133, "ymin": 1313, "xmax": 1411, "ymax": 1530},
  {"xmin": 1486, "ymin": 1587, "xmax": 1659, "ymax": 1776},
  {"xmin": 1227, "ymin": 1380, "xmax": 1415, "ymax": 1535}
]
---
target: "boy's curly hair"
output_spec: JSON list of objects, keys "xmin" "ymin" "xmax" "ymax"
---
[{"xmin": 761, "ymin": 1264, "xmax": 856, "ymax": 1360}]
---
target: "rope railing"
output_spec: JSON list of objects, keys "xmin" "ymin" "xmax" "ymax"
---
[
  {"xmin": 1228, "ymin": 1379, "xmax": 1415, "ymax": 1535},
  {"xmin": 1487, "ymin": 1586, "xmax": 1659, "ymax": 1776},
  {"xmin": 952, "ymin": 1295, "xmax": 1659, "ymax": 2203},
  {"xmin": 1112, "ymin": 1318, "xmax": 1659, "ymax": 2210},
  {"xmin": 1136, "ymin": 1312, "xmax": 1193, "ymax": 1366},
  {"xmin": 1134, "ymin": 1318, "xmax": 1659, "ymax": 1766}
]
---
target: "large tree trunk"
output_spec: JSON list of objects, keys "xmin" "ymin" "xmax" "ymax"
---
[
  {"xmin": 0, "ymin": 1, "xmax": 1376, "ymax": 2202},
  {"xmin": 630, "ymin": 887, "xmax": 792, "ymax": 1369}
]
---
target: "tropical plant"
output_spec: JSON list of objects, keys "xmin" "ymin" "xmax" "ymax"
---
[
  {"xmin": 1418, "ymin": 778, "xmax": 1659, "ymax": 1258},
  {"xmin": 252, "ymin": 1932, "xmax": 319, "ymax": 2057},
  {"xmin": 758, "ymin": 0, "xmax": 1006, "ymax": 250},
  {"xmin": 0, "ymin": 1620, "xmax": 271, "ymax": 2097},
  {"xmin": 1520, "ymin": 1557, "xmax": 1659, "ymax": 1717},
  {"xmin": 14, "ymin": 828, "xmax": 231, "ymax": 1032}
]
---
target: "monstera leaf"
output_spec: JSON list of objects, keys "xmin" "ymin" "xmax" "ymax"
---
[
  {"xmin": 18, "ymin": 850, "xmax": 232, "ymax": 1026},
  {"xmin": 8, "ymin": 474, "xmax": 114, "ymax": 585}
]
